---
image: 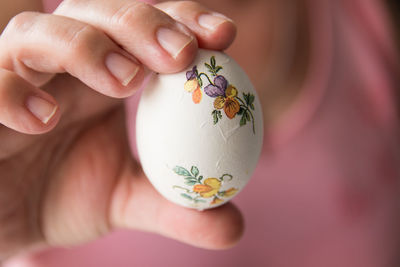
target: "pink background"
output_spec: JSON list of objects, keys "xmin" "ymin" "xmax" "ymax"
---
[{"xmin": 5, "ymin": 0, "xmax": 400, "ymax": 266}]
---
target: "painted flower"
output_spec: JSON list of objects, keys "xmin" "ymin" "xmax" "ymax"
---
[
  {"xmin": 223, "ymin": 188, "xmax": 238, "ymax": 197},
  {"xmin": 186, "ymin": 65, "xmax": 197, "ymax": 80},
  {"xmin": 193, "ymin": 178, "xmax": 221, "ymax": 198},
  {"xmin": 204, "ymin": 76, "xmax": 240, "ymax": 119},
  {"xmin": 211, "ymin": 197, "xmax": 224, "ymax": 205},
  {"xmin": 184, "ymin": 66, "xmax": 202, "ymax": 104}
]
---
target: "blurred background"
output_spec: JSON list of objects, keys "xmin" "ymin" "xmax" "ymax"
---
[{"xmin": 4, "ymin": 0, "xmax": 400, "ymax": 266}]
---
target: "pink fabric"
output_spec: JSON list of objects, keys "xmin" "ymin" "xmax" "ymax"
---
[{"xmin": 6, "ymin": 0, "xmax": 400, "ymax": 266}]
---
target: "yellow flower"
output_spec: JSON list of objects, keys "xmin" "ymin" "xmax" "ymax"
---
[
  {"xmin": 211, "ymin": 197, "xmax": 224, "ymax": 205},
  {"xmin": 213, "ymin": 96, "xmax": 225, "ymax": 109},
  {"xmin": 224, "ymin": 188, "xmax": 238, "ymax": 197},
  {"xmin": 193, "ymin": 178, "xmax": 221, "ymax": 198},
  {"xmin": 213, "ymin": 85, "xmax": 240, "ymax": 119},
  {"xmin": 225, "ymin": 85, "xmax": 238, "ymax": 98},
  {"xmin": 184, "ymin": 79, "xmax": 202, "ymax": 104},
  {"xmin": 184, "ymin": 79, "xmax": 199, "ymax": 93}
]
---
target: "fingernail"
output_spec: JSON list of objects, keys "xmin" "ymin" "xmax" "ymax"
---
[
  {"xmin": 106, "ymin": 53, "xmax": 140, "ymax": 86},
  {"xmin": 26, "ymin": 95, "xmax": 58, "ymax": 124},
  {"xmin": 198, "ymin": 13, "xmax": 232, "ymax": 31},
  {"xmin": 157, "ymin": 27, "xmax": 193, "ymax": 59}
]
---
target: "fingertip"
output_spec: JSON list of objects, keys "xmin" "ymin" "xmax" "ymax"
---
[
  {"xmin": 109, "ymin": 64, "xmax": 146, "ymax": 98},
  {"xmin": 104, "ymin": 51, "xmax": 147, "ymax": 98},
  {"xmin": 197, "ymin": 13, "xmax": 237, "ymax": 50},
  {"xmin": 24, "ymin": 94, "xmax": 60, "ymax": 134},
  {"xmin": 153, "ymin": 25, "xmax": 199, "ymax": 74},
  {"xmin": 155, "ymin": 1, "xmax": 237, "ymax": 51},
  {"xmin": 206, "ymin": 203, "xmax": 245, "ymax": 250},
  {"xmin": 157, "ymin": 201, "xmax": 244, "ymax": 250},
  {"xmin": 0, "ymin": 69, "xmax": 61, "ymax": 134},
  {"xmin": 208, "ymin": 19, "xmax": 237, "ymax": 50},
  {"xmin": 192, "ymin": 203, "xmax": 245, "ymax": 250},
  {"xmin": 170, "ymin": 34, "xmax": 198, "ymax": 73}
]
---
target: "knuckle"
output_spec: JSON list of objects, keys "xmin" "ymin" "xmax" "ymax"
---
[
  {"xmin": 111, "ymin": 2, "xmax": 162, "ymax": 28},
  {"xmin": 172, "ymin": 1, "xmax": 202, "ymax": 12},
  {"xmin": 65, "ymin": 24, "xmax": 100, "ymax": 52},
  {"xmin": 3, "ymin": 12, "xmax": 38, "ymax": 36},
  {"xmin": 56, "ymin": 0, "xmax": 81, "ymax": 12}
]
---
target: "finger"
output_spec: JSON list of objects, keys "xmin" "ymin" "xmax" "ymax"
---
[
  {"xmin": 0, "ymin": 69, "xmax": 60, "ymax": 134},
  {"xmin": 0, "ymin": 12, "xmax": 145, "ymax": 98},
  {"xmin": 38, "ymin": 108, "xmax": 243, "ymax": 249},
  {"xmin": 110, "ymin": 169, "xmax": 244, "ymax": 249},
  {"xmin": 155, "ymin": 1, "xmax": 237, "ymax": 50},
  {"xmin": 54, "ymin": 0, "xmax": 198, "ymax": 74}
]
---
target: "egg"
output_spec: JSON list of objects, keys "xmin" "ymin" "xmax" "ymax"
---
[{"xmin": 136, "ymin": 49, "xmax": 263, "ymax": 210}]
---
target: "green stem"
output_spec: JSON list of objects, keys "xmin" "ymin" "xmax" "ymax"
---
[
  {"xmin": 198, "ymin": 72, "xmax": 213, "ymax": 86},
  {"xmin": 236, "ymin": 96, "xmax": 256, "ymax": 134},
  {"xmin": 219, "ymin": 174, "xmax": 233, "ymax": 181},
  {"xmin": 236, "ymin": 96, "xmax": 246, "ymax": 106},
  {"xmin": 249, "ymin": 109, "xmax": 255, "ymax": 134}
]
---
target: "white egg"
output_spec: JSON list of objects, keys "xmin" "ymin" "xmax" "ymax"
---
[{"xmin": 136, "ymin": 49, "xmax": 263, "ymax": 210}]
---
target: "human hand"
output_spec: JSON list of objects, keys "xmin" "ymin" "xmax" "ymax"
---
[{"xmin": 0, "ymin": 0, "xmax": 242, "ymax": 260}]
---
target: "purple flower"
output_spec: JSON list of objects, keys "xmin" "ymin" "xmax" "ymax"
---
[
  {"xmin": 204, "ymin": 75, "xmax": 227, "ymax": 97},
  {"xmin": 186, "ymin": 66, "xmax": 197, "ymax": 80}
]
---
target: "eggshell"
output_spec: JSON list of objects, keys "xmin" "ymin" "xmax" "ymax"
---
[{"xmin": 136, "ymin": 49, "xmax": 263, "ymax": 210}]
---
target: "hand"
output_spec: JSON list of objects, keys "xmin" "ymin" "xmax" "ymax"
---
[{"xmin": 0, "ymin": 0, "xmax": 242, "ymax": 260}]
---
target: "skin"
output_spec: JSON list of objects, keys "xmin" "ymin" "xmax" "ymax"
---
[
  {"xmin": 0, "ymin": 0, "xmax": 398, "ymax": 263},
  {"xmin": 0, "ymin": 0, "xmax": 242, "ymax": 260}
]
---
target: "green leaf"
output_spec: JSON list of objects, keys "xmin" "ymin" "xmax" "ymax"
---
[
  {"xmin": 217, "ymin": 110, "xmax": 222, "ymax": 119},
  {"xmin": 191, "ymin": 166, "xmax": 199, "ymax": 177},
  {"xmin": 215, "ymin": 66, "xmax": 223, "ymax": 73},
  {"xmin": 185, "ymin": 180, "xmax": 197, "ymax": 186},
  {"xmin": 197, "ymin": 77, "xmax": 203, "ymax": 87},
  {"xmin": 194, "ymin": 198, "xmax": 206, "ymax": 203},
  {"xmin": 210, "ymin": 56, "xmax": 216, "ymax": 68},
  {"xmin": 184, "ymin": 177, "xmax": 195, "ymax": 180},
  {"xmin": 250, "ymin": 103, "xmax": 255, "ymax": 110},
  {"xmin": 212, "ymin": 110, "xmax": 219, "ymax": 124},
  {"xmin": 240, "ymin": 115, "xmax": 247, "ymax": 126},
  {"xmin": 205, "ymin": 63, "xmax": 212, "ymax": 70},
  {"xmin": 249, "ymin": 94, "xmax": 255, "ymax": 105},
  {"xmin": 198, "ymin": 175, "xmax": 203, "ymax": 182},
  {"xmin": 237, "ymin": 107, "xmax": 245, "ymax": 115},
  {"xmin": 181, "ymin": 193, "xmax": 193, "ymax": 200},
  {"xmin": 173, "ymin": 166, "xmax": 191, "ymax": 176}
]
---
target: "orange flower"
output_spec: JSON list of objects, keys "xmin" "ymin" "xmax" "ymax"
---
[
  {"xmin": 184, "ymin": 79, "xmax": 202, "ymax": 104},
  {"xmin": 192, "ymin": 87, "xmax": 202, "ymax": 104},
  {"xmin": 193, "ymin": 178, "xmax": 221, "ymax": 198},
  {"xmin": 213, "ymin": 85, "xmax": 240, "ymax": 118},
  {"xmin": 211, "ymin": 197, "xmax": 224, "ymax": 205},
  {"xmin": 224, "ymin": 188, "xmax": 238, "ymax": 197}
]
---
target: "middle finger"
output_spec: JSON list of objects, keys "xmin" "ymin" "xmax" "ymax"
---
[{"xmin": 55, "ymin": 0, "xmax": 198, "ymax": 73}]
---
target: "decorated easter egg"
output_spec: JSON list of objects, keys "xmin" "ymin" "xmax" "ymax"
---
[{"xmin": 136, "ymin": 49, "xmax": 263, "ymax": 210}]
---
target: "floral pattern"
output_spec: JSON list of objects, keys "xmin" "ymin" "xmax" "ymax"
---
[
  {"xmin": 184, "ymin": 56, "xmax": 256, "ymax": 134},
  {"xmin": 172, "ymin": 165, "xmax": 238, "ymax": 205}
]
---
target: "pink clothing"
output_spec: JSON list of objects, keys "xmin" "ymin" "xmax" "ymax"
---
[{"xmin": 6, "ymin": 0, "xmax": 400, "ymax": 266}]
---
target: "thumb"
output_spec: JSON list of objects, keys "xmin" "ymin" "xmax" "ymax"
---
[{"xmin": 109, "ymin": 166, "xmax": 245, "ymax": 250}]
